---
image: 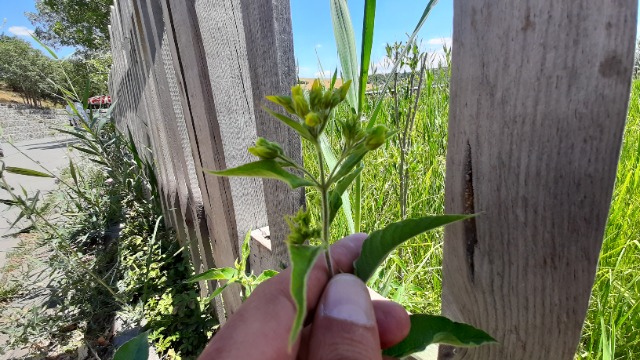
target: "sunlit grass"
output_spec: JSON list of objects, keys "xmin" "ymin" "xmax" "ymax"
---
[{"xmin": 303, "ymin": 75, "xmax": 640, "ymax": 359}]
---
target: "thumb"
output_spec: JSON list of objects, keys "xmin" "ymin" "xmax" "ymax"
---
[{"xmin": 307, "ymin": 274, "xmax": 382, "ymax": 360}]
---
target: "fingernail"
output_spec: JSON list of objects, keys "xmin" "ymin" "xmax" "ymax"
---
[{"xmin": 321, "ymin": 273, "xmax": 375, "ymax": 326}]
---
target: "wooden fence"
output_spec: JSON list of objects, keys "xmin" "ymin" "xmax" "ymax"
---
[{"xmin": 108, "ymin": 0, "xmax": 637, "ymax": 358}]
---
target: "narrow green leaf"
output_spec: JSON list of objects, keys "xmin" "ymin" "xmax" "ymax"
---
[
  {"xmin": 4, "ymin": 167, "xmax": 53, "ymax": 178},
  {"xmin": 240, "ymin": 231, "xmax": 251, "ymax": 274},
  {"xmin": 205, "ymin": 282, "xmax": 231, "ymax": 303},
  {"xmin": 255, "ymin": 269, "xmax": 279, "ymax": 283},
  {"xmin": 208, "ymin": 160, "xmax": 315, "ymax": 189},
  {"xmin": 262, "ymin": 107, "xmax": 314, "ymax": 142},
  {"xmin": 358, "ymin": 0, "xmax": 376, "ymax": 114},
  {"xmin": 72, "ymin": 145, "xmax": 102, "ymax": 158},
  {"xmin": 319, "ymin": 135, "xmax": 354, "ymax": 232},
  {"xmin": 31, "ymin": 36, "xmax": 58, "ymax": 59},
  {"xmin": 367, "ymin": 0, "xmax": 439, "ymax": 129},
  {"xmin": 330, "ymin": 0, "xmax": 359, "ymax": 109},
  {"xmin": 0, "ymin": 199, "xmax": 19, "ymax": 206},
  {"xmin": 112, "ymin": 331, "xmax": 149, "ymax": 360},
  {"xmin": 288, "ymin": 244, "xmax": 323, "ymax": 348},
  {"xmin": 331, "ymin": 146, "xmax": 368, "ymax": 183},
  {"xmin": 328, "ymin": 166, "xmax": 363, "ymax": 224},
  {"xmin": 355, "ymin": 215, "xmax": 472, "ymax": 281},
  {"xmin": 383, "ymin": 315, "xmax": 496, "ymax": 358},
  {"xmin": 330, "ymin": 68, "xmax": 338, "ymax": 90},
  {"xmin": 82, "ymin": 79, "xmax": 90, "ymax": 110},
  {"xmin": 51, "ymin": 127, "xmax": 90, "ymax": 142},
  {"xmin": 187, "ymin": 267, "xmax": 237, "ymax": 283},
  {"xmin": 69, "ymin": 159, "xmax": 79, "ymax": 187}
]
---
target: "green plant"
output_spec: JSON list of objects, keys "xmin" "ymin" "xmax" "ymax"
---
[
  {"xmin": 208, "ymin": 76, "xmax": 494, "ymax": 356},
  {"xmin": 188, "ymin": 231, "xmax": 278, "ymax": 302}
]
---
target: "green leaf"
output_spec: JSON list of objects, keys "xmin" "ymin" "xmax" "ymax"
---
[
  {"xmin": 113, "ymin": 331, "xmax": 149, "ymax": 360},
  {"xmin": 358, "ymin": 0, "xmax": 376, "ymax": 114},
  {"xmin": 31, "ymin": 35, "xmax": 58, "ymax": 59},
  {"xmin": 208, "ymin": 160, "xmax": 315, "ymax": 189},
  {"xmin": 367, "ymin": 0, "xmax": 439, "ymax": 129},
  {"xmin": 288, "ymin": 244, "xmax": 323, "ymax": 348},
  {"xmin": 255, "ymin": 269, "xmax": 279, "ymax": 283},
  {"xmin": 4, "ymin": 167, "xmax": 53, "ymax": 178},
  {"xmin": 0, "ymin": 199, "xmax": 19, "ymax": 206},
  {"xmin": 319, "ymin": 135, "xmax": 354, "ymax": 232},
  {"xmin": 330, "ymin": 0, "xmax": 358, "ymax": 109},
  {"xmin": 72, "ymin": 145, "xmax": 102, "ymax": 158},
  {"xmin": 328, "ymin": 166, "xmax": 363, "ymax": 224},
  {"xmin": 69, "ymin": 159, "xmax": 79, "ymax": 187},
  {"xmin": 205, "ymin": 282, "xmax": 232, "ymax": 303},
  {"xmin": 240, "ymin": 231, "xmax": 251, "ymax": 274},
  {"xmin": 383, "ymin": 315, "xmax": 496, "ymax": 358},
  {"xmin": 355, "ymin": 215, "xmax": 472, "ymax": 281},
  {"xmin": 331, "ymin": 146, "xmax": 369, "ymax": 183},
  {"xmin": 262, "ymin": 107, "xmax": 313, "ymax": 142},
  {"xmin": 187, "ymin": 267, "xmax": 237, "ymax": 283}
]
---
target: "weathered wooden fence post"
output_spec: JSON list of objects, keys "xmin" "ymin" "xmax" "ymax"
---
[
  {"xmin": 440, "ymin": 1, "xmax": 637, "ymax": 359},
  {"xmin": 108, "ymin": 0, "xmax": 302, "ymax": 318}
]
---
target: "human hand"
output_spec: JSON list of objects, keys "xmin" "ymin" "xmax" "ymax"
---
[{"xmin": 198, "ymin": 233, "xmax": 411, "ymax": 360}]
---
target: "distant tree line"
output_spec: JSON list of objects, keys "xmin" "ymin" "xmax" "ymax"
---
[{"xmin": 0, "ymin": 35, "xmax": 110, "ymax": 107}]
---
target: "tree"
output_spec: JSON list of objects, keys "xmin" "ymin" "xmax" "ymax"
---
[
  {"xmin": 0, "ymin": 35, "xmax": 59, "ymax": 107},
  {"xmin": 27, "ymin": 0, "xmax": 113, "ymax": 53}
]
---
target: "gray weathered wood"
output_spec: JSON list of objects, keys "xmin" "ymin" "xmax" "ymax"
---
[
  {"xmin": 240, "ymin": 0, "xmax": 303, "ymax": 271},
  {"xmin": 439, "ymin": 1, "xmax": 637, "ymax": 359}
]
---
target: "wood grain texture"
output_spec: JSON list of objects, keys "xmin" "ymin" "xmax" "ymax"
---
[
  {"xmin": 439, "ymin": 1, "xmax": 637, "ymax": 359},
  {"xmin": 240, "ymin": 0, "xmax": 303, "ymax": 270}
]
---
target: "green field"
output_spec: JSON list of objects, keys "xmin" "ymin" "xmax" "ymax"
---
[{"xmin": 304, "ymin": 75, "xmax": 640, "ymax": 359}]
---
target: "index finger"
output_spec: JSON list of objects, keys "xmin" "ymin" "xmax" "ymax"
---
[{"xmin": 199, "ymin": 233, "xmax": 367, "ymax": 360}]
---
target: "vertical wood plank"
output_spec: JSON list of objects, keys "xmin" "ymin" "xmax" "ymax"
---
[
  {"xmin": 240, "ymin": 0, "xmax": 303, "ymax": 271},
  {"xmin": 440, "ymin": 1, "xmax": 637, "ymax": 359}
]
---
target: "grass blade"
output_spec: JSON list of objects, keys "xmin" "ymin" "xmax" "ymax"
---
[
  {"xmin": 367, "ymin": 0, "xmax": 439, "ymax": 129},
  {"xmin": 330, "ymin": 0, "xmax": 359, "ymax": 109},
  {"xmin": 358, "ymin": 0, "xmax": 376, "ymax": 114},
  {"xmin": 4, "ymin": 167, "xmax": 53, "ymax": 178}
]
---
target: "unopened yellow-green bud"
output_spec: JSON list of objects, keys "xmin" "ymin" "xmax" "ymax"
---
[
  {"xmin": 305, "ymin": 112, "xmax": 322, "ymax": 127},
  {"xmin": 339, "ymin": 80, "xmax": 352, "ymax": 101},
  {"xmin": 293, "ymin": 95, "xmax": 310, "ymax": 117},
  {"xmin": 266, "ymin": 95, "xmax": 296, "ymax": 114},
  {"xmin": 248, "ymin": 137, "xmax": 283, "ymax": 159},
  {"xmin": 365, "ymin": 125, "xmax": 388, "ymax": 150},
  {"xmin": 309, "ymin": 79, "xmax": 323, "ymax": 111},
  {"xmin": 291, "ymin": 85, "xmax": 304, "ymax": 98}
]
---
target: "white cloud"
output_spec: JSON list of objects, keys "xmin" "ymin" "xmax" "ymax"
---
[
  {"xmin": 313, "ymin": 70, "xmax": 331, "ymax": 78},
  {"xmin": 8, "ymin": 26, "xmax": 34, "ymax": 37},
  {"xmin": 426, "ymin": 37, "xmax": 452, "ymax": 48}
]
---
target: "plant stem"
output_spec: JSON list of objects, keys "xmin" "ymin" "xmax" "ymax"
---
[{"xmin": 316, "ymin": 145, "xmax": 335, "ymax": 277}]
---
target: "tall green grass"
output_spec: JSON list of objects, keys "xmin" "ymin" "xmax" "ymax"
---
[{"xmin": 303, "ymin": 68, "xmax": 639, "ymax": 357}]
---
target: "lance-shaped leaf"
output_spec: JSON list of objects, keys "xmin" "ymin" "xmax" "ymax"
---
[
  {"xmin": 288, "ymin": 244, "xmax": 323, "ymax": 348},
  {"xmin": 328, "ymin": 166, "xmax": 363, "ymax": 224},
  {"xmin": 355, "ymin": 215, "xmax": 472, "ymax": 281},
  {"xmin": 113, "ymin": 331, "xmax": 149, "ymax": 360},
  {"xmin": 208, "ymin": 160, "xmax": 315, "ymax": 189},
  {"xmin": 187, "ymin": 267, "xmax": 237, "ymax": 283},
  {"xmin": 262, "ymin": 106, "xmax": 314, "ymax": 142},
  {"xmin": 4, "ymin": 167, "xmax": 53, "ymax": 178},
  {"xmin": 382, "ymin": 315, "xmax": 496, "ymax": 358},
  {"xmin": 330, "ymin": 146, "xmax": 369, "ymax": 184},
  {"xmin": 358, "ymin": 0, "xmax": 376, "ymax": 114},
  {"xmin": 205, "ymin": 282, "xmax": 233, "ymax": 303}
]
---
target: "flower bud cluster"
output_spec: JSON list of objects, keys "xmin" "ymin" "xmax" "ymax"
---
[
  {"xmin": 267, "ymin": 79, "xmax": 352, "ymax": 137},
  {"xmin": 248, "ymin": 137, "xmax": 283, "ymax": 160},
  {"xmin": 285, "ymin": 208, "xmax": 321, "ymax": 245}
]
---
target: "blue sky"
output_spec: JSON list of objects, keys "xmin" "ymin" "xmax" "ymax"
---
[
  {"xmin": 1, "ymin": 0, "xmax": 639, "ymax": 77},
  {"xmin": 1, "ymin": 0, "xmax": 453, "ymax": 75}
]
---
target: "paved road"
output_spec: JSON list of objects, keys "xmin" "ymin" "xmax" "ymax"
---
[{"xmin": 0, "ymin": 135, "xmax": 76, "ymax": 271}]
